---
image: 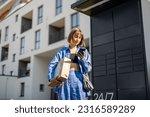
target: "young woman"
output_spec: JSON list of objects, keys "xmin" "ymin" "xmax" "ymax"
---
[{"xmin": 48, "ymin": 28, "xmax": 92, "ymax": 100}]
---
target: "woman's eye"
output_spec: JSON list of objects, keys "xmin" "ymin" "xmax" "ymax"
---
[{"xmin": 74, "ymin": 35, "xmax": 78, "ymax": 38}]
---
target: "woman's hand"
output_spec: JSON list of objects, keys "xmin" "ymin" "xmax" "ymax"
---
[
  {"xmin": 77, "ymin": 51, "xmax": 84, "ymax": 59},
  {"xmin": 48, "ymin": 76, "xmax": 63, "ymax": 87}
]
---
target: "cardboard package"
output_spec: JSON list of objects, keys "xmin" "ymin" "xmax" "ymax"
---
[
  {"xmin": 49, "ymin": 57, "xmax": 71, "ymax": 87},
  {"xmin": 55, "ymin": 57, "xmax": 71, "ymax": 82}
]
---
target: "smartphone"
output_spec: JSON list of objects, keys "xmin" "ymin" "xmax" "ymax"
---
[
  {"xmin": 78, "ymin": 48, "xmax": 86, "ymax": 54},
  {"xmin": 78, "ymin": 48, "xmax": 86, "ymax": 57}
]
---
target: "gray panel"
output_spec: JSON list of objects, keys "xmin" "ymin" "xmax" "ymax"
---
[
  {"xmin": 116, "ymin": 49, "xmax": 132, "ymax": 57},
  {"xmin": 92, "ymin": 32, "xmax": 114, "ymax": 46},
  {"xmin": 115, "ymin": 36, "xmax": 143, "ymax": 51},
  {"xmin": 94, "ymin": 66, "xmax": 106, "ymax": 72},
  {"xmin": 107, "ymin": 59, "xmax": 115, "ymax": 64},
  {"xmin": 118, "ymin": 88, "xmax": 147, "ymax": 100},
  {"xmin": 93, "ymin": 60, "xmax": 105, "ymax": 67},
  {"xmin": 93, "ymin": 69, "xmax": 106, "ymax": 77},
  {"xmin": 117, "ymin": 66, "xmax": 133, "ymax": 74},
  {"xmin": 117, "ymin": 72, "xmax": 146, "ymax": 89},
  {"xmin": 94, "ymin": 76, "xmax": 116, "ymax": 90},
  {"xmin": 116, "ymin": 55, "xmax": 132, "ymax": 63},
  {"xmin": 107, "ymin": 53, "xmax": 115, "ymax": 59},
  {"xmin": 92, "ymin": 10, "xmax": 113, "ymax": 36},
  {"xmin": 93, "ymin": 43, "xmax": 114, "ymax": 57},
  {"xmin": 114, "ymin": 0, "xmax": 140, "ymax": 30},
  {"xmin": 115, "ymin": 24, "xmax": 142, "ymax": 40}
]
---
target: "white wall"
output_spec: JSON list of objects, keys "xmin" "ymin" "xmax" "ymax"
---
[
  {"xmin": 0, "ymin": 76, "xmax": 17, "ymax": 100},
  {"xmin": 141, "ymin": 0, "xmax": 150, "ymax": 97},
  {"xmin": 32, "ymin": 56, "xmax": 50, "ymax": 100},
  {"xmin": 0, "ymin": 77, "xmax": 7, "ymax": 99}
]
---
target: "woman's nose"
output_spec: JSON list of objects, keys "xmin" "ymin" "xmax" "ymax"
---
[{"xmin": 74, "ymin": 38, "xmax": 78, "ymax": 41}]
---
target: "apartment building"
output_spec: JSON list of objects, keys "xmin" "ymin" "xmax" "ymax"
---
[{"xmin": 0, "ymin": 0, "xmax": 91, "ymax": 100}]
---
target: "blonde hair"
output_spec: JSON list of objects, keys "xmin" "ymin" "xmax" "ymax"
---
[{"xmin": 67, "ymin": 28, "xmax": 86, "ymax": 47}]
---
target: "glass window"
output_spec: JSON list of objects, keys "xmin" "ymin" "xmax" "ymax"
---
[
  {"xmin": 5, "ymin": 26, "xmax": 9, "ymax": 41},
  {"xmin": 12, "ymin": 53, "xmax": 16, "ymax": 62},
  {"xmin": 35, "ymin": 30, "xmax": 40, "ymax": 49},
  {"xmin": 39, "ymin": 84, "xmax": 44, "ymax": 92},
  {"xmin": 0, "ymin": 30, "xmax": 1, "ymax": 44},
  {"xmin": 71, "ymin": 13, "xmax": 79, "ymax": 29},
  {"xmin": 15, "ymin": 14, "xmax": 18, "ymax": 22},
  {"xmin": 13, "ymin": 33, "xmax": 16, "ymax": 41},
  {"xmin": 20, "ymin": 37, "xmax": 25, "ymax": 55},
  {"xmin": 56, "ymin": 0, "xmax": 62, "ymax": 15},
  {"xmin": 2, "ymin": 64, "xmax": 6, "ymax": 75},
  {"xmin": 10, "ymin": 71, "xmax": 14, "ymax": 76},
  {"xmin": 37, "ymin": 5, "xmax": 43, "ymax": 24},
  {"xmin": 20, "ymin": 82, "xmax": 25, "ymax": 97}
]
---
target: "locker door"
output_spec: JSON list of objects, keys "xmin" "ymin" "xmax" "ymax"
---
[
  {"xmin": 91, "ymin": 10, "xmax": 117, "ymax": 100},
  {"xmin": 113, "ymin": 0, "xmax": 147, "ymax": 99},
  {"xmin": 91, "ymin": 0, "xmax": 147, "ymax": 100}
]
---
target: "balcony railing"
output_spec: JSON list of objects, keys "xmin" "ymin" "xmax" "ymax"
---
[{"xmin": 18, "ymin": 69, "xmax": 30, "ymax": 78}]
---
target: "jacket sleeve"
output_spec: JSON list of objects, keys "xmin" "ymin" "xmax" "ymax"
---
[
  {"xmin": 48, "ymin": 49, "xmax": 63, "ymax": 80},
  {"xmin": 78, "ymin": 49, "xmax": 92, "ymax": 74}
]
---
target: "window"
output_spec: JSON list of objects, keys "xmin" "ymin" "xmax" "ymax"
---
[
  {"xmin": 1, "ymin": 46, "xmax": 8, "ymax": 61},
  {"xmin": 10, "ymin": 71, "xmax": 14, "ymax": 76},
  {"xmin": 71, "ymin": 13, "xmax": 79, "ymax": 29},
  {"xmin": 20, "ymin": 37, "xmax": 25, "ymax": 55},
  {"xmin": 35, "ymin": 30, "xmax": 40, "ymax": 49},
  {"xmin": 56, "ymin": 0, "xmax": 62, "ymax": 15},
  {"xmin": 13, "ymin": 33, "xmax": 16, "ymax": 41},
  {"xmin": 37, "ymin": 5, "xmax": 43, "ymax": 24},
  {"xmin": 12, "ymin": 53, "xmax": 16, "ymax": 62},
  {"xmin": 5, "ymin": 26, "xmax": 9, "ymax": 41},
  {"xmin": 2, "ymin": 65, "xmax": 6, "ymax": 75},
  {"xmin": 15, "ymin": 14, "xmax": 18, "ymax": 22},
  {"xmin": 20, "ymin": 82, "xmax": 25, "ymax": 97},
  {"xmin": 39, "ymin": 84, "xmax": 44, "ymax": 92},
  {"xmin": 0, "ymin": 30, "xmax": 1, "ymax": 44}
]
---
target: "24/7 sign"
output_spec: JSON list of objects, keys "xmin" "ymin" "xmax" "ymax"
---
[{"xmin": 94, "ymin": 92, "xmax": 114, "ymax": 100}]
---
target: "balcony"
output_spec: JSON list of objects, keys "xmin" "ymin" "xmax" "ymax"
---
[
  {"xmin": 21, "ymin": 11, "xmax": 33, "ymax": 33},
  {"xmin": 48, "ymin": 18, "xmax": 65, "ymax": 44},
  {"xmin": 18, "ymin": 57, "xmax": 31, "ymax": 78},
  {"xmin": 1, "ymin": 45, "xmax": 9, "ymax": 61}
]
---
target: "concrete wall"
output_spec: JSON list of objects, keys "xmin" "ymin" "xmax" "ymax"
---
[
  {"xmin": 0, "ymin": 76, "xmax": 17, "ymax": 100},
  {"xmin": 32, "ymin": 56, "xmax": 50, "ymax": 100},
  {"xmin": 141, "ymin": 0, "xmax": 150, "ymax": 98}
]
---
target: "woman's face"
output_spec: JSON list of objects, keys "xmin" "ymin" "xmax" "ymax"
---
[{"xmin": 70, "ymin": 31, "xmax": 82, "ymax": 46}]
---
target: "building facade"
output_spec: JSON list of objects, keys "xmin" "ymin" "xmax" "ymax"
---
[{"xmin": 0, "ymin": 0, "xmax": 91, "ymax": 100}]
